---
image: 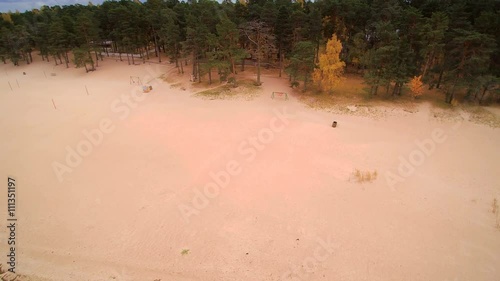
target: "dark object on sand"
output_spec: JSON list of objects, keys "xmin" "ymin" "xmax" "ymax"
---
[
  {"xmin": 23, "ymin": 72, "xmax": 26, "ymax": 75},
  {"xmin": 332, "ymin": 121, "xmax": 337, "ymax": 128}
]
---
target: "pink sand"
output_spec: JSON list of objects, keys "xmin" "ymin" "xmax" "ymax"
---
[{"xmin": 0, "ymin": 56, "xmax": 499, "ymax": 281}]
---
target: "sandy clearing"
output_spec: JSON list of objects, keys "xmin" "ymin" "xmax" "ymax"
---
[{"xmin": 0, "ymin": 56, "xmax": 499, "ymax": 281}]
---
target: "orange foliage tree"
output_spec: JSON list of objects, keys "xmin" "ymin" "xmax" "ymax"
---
[
  {"xmin": 312, "ymin": 34, "xmax": 345, "ymax": 94},
  {"xmin": 409, "ymin": 75, "xmax": 424, "ymax": 98}
]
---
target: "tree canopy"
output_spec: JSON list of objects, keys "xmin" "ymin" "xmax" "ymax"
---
[{"xmin": 0, "ymin": 0, "xmax": 498, "ymax": 103}]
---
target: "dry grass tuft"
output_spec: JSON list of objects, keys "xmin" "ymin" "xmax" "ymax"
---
[
  {"xmin": 351, "ymin": 169, "xmax": 378, "ymax": 183},
  {"xmin": 464, "ymin": 106, "xmax": 500, "ymax": 128},
  {"xmin": 492, "ymin": 198, "xmax": 500, "ymax": 230},
  {"xmin": 169, "ymin": 82, "xmax": 182, "ymax": 88},
  {"xmin": 194, "ymin": 79, "xmax": 261, "ymax": 100},
  {"xmin": 295, "ymin": 75, "xmax": 419, "ymax": 119}
]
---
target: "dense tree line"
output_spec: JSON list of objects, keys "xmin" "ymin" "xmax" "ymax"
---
[{"xmin": 0, "ymin": 0, "xmax": 499, "ymax": 103}]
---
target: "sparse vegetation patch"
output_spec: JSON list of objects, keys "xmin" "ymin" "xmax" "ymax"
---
[{"xmin": 351, "ymin": 169, "xmax": 378, "ymax": 183}]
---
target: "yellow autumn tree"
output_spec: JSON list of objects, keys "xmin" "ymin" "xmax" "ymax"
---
[
  {"xmin": 313, "ymin": 34, "xmax": 345, "ymax": 93},
  {"xmin": 1, "ymin": 13, "xmax": 12, "ymax": 23},
  {"xmin": 409, "ymin": 75, "xmax": 424, "ymax": 98}
]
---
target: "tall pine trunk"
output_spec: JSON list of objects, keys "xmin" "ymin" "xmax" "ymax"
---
[
  {"xmin": 105, "ymin": 41, "xmax": 109, "ymax": 57},
  {"xmin": 64, "ymin": 51, "xmax": 69, "ymax": 68},
  {"xmin": 480, "ymin": 86, "xmax": 488, "ymax": 103},
  {"xmin": 197, "ymin": 62, "xmax": 201, "ymax": 83},
  {"xmin": 422, "ymin": 50, "xmax": 435, "ymax": 79},
  {"xmin": 87, "ymin": 51, "xmax": 95, "ymax": 70},
  {"xmin": 445, "ymin": 80, "xmax": 457, "ymax": 104},
  {"xmin": 192, "ymin": 52, "xmax": 197, "ymax": 80},
  {"xmin": 154, "ymin": 34, "xmax": 160, "ymax": 63},
  {"xmin": 392, "ymin": 82, "xmax": 402, "ymax": 96},
  {"xmin": 230, "ymin": 57, "xmax": 236, "ymax": 74},
  {"xmin": 278, "ymin": 49, "xmax": 283, "ymax": 78},
  {"xmin": 436, "ymin": 69, "xmax": 444, "ymax": 89},
  {"xmin": 95, "ymin": 51, "xmax": 99, "ymax": 67},
  {"xmin": 256, "ymin": 31, "xmax": 261, "ymax": 85},
  {"xmin": 315, "ymin": 41, "xmax": 320, "ymax": 64}
]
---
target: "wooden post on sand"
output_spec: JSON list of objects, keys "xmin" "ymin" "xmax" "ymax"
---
[
  {"xmin": 52, "ymin": 99, "xmax": 57, "ymax": 110},
  {"xmin": 85, "ymin": 85, "xmax": 89, "ymax": 95}
]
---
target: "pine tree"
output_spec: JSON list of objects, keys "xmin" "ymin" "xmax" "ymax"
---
[
  {"xmin": 420, "ymin": 12, "xmax": 449, "ymax": 82},
  {"xmin": 443, "ymin": 29, "xmax": 496, "ymax": 103},
  {"xmin": 72, "ymin": 47, "xmax": 93, "ymax": 72},
  {"xmin": 145, "ymin": 0, "xmax": 169, "ymax": 62},
  {"xmin": 183, "ymin": 13, "xmax": 211, "ymax": 82},
  {"xmin": 346, "ymin": 32, "xmax": 368, "ymax": 72},
  {"xmin": 216, "ymin": 15, "xmax": 246, "ymax": 75},
  {"xmin": 160, "ymin": 8, "xmax": 183, "ymax": 70},
  {"xmin": 75, "ymin": 9, "xmax": 100, "ymax": 70},
  {"xmin": 287, "ymin": 41, "xmax": 315, "ymax": 90},
  {"xmin": 49, "ymin": 18, "xmax": 70, "ymax": 67},
  {"xmin": 275, "ymin": 6, "xmax": 292, "ymax": 77},
  {"xmin": 241, "ymin": 20, "xmax": 275, "ymax": 85}
]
